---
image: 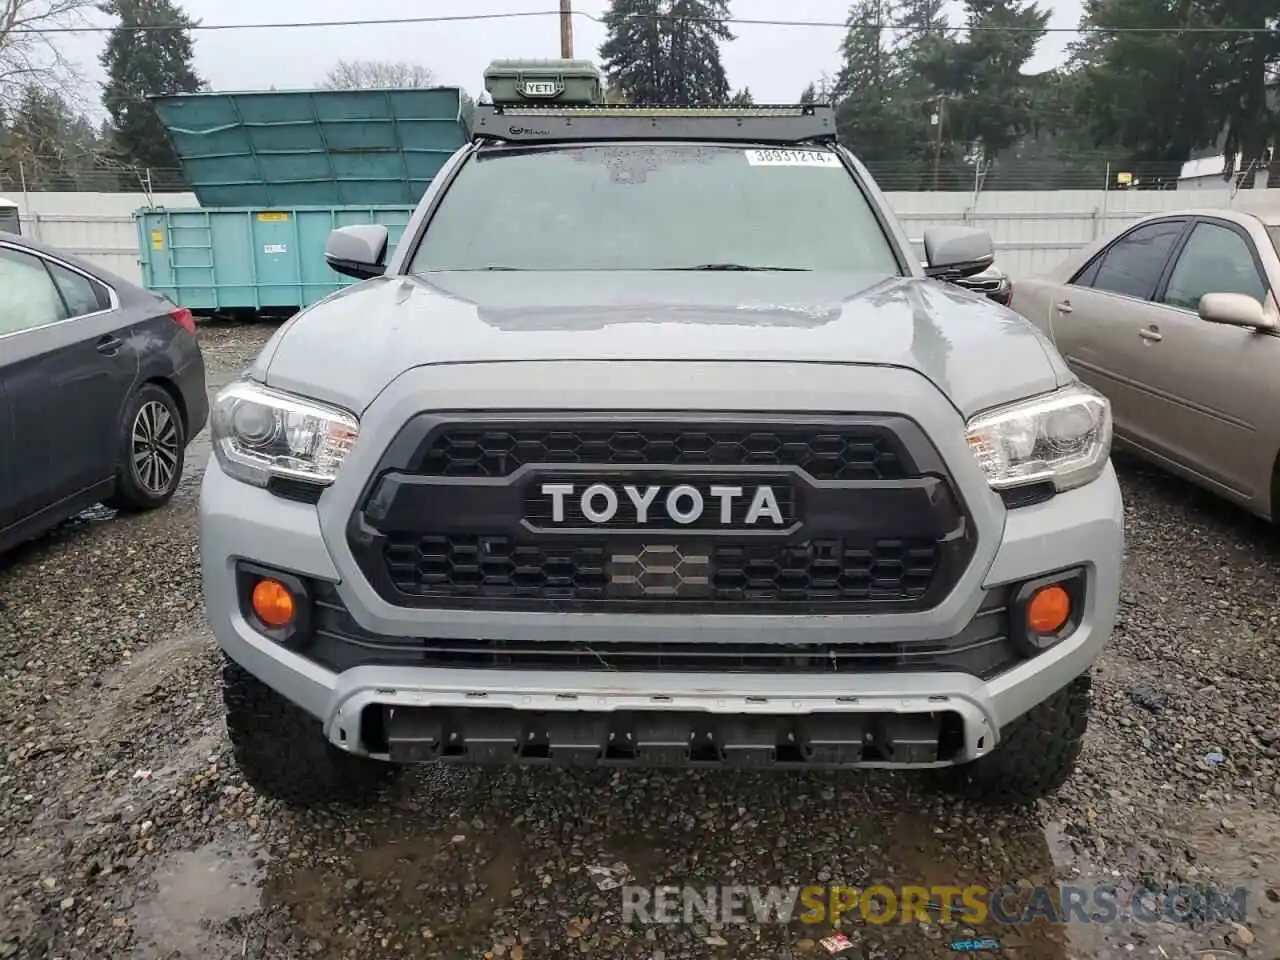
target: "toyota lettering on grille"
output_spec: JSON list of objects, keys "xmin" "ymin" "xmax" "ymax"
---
[{"xmin": 539, "ymin": 482, "xmax": 787, "ymax": 527}]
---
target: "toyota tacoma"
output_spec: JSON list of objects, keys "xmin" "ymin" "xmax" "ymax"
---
[{"xmin": 200, "ymin": 79, "xmax": 1123, "ymax": 807}]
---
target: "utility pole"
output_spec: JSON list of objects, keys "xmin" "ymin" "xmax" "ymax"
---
[
  {"xmin": 931, "ymin": 95, "xmax": 946, "ymax": 192},
  {"xmin": 560, "ymin": 0, "xmax": 574, "ymax": 58}
]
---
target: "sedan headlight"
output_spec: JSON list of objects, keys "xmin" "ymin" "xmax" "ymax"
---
[
  {"xmin": 211, "ymin": 380, "xmax": 359, "ymax": 487},
  {"xmin": 965, "ymin": 383, "xmax": 1111, "ymax": 493}
]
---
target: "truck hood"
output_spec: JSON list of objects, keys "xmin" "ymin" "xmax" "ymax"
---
[{"xmin": 257, "ymin": 270, "xmax": 1066, "ymax": 416}]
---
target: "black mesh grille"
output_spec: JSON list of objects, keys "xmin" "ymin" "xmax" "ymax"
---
[
  {"xmin": 350, "ymin": 414, "xmax": 974, "ymax": 614},
  {"xmin": 713, "ymin": 540, "xmax": 939, "ymax": 603},
  {"xmin": 414, "ymin": 424, "xmax": 909, "ymax": 481},
  {"xmin": 383, "ymin": 534, "xmax": 941, "ymax": 609}
]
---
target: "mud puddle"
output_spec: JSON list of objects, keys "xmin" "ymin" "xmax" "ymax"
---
[
  {"xmin": 255, "ymin": 769, "xmax": 1084, "ymax": 959},
  {"xmin": 1047, "ymin": 800, "xmax": 1280, "ymax": 959},
  {"xmin": 128, "ymin": 842, "xmax": 263, "ymax": 956}
]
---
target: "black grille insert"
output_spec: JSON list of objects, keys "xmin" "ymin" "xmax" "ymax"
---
[
  {"xmin": 349, "ymin": 413, "xmax": 975, "ymax": 614},
  {"xmin": 412, "ymin": 423, "xmax": 910, "ymax": 481},
  {"xmin": 383, "ymin": 534, "xmax": 943, "ymax": 608}
]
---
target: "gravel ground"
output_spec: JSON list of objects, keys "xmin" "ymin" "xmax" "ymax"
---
[{"xmin": 1, "ymin": 321, "xmax": 1278, "ymax": 960}]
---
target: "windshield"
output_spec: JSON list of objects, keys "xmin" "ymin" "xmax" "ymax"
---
[
  {"xmin": 1269, "ymin": 225, "xmax": 1280, "ymax": 257},
  {"xmin": 408, "ymin": 143, "xmax": 903, "ymax": 274}
]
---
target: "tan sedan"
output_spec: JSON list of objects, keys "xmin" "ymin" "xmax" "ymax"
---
[{"xmin": 1014, "ymin": 208, "xmax": 1280, "ymax": 520}]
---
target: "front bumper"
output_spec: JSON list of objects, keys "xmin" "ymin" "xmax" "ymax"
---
[{"xmin": 200, "ymin": 451, "xmax": 1123, "ymax": 768}]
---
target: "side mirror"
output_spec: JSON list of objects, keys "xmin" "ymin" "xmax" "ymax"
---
[
  {"xmin": 1198, "ymin": 292, "xmax": 1273, "ymax": 330},
  {"xmin": 325, "ymin": 224, "xmax": 389, "ymax": 280},
  {"xmin": 923, "ymin": 226, "xmax": 995, "ymax": 280}
]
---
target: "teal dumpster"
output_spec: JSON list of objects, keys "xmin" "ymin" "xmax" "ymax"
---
[
  {"xmin": 137, "ymin": 204, "xmax": 415, "ymax": 312},
  {"xmin": 137, "ymin": 86, "xmax": 469, "ymax": 312}
]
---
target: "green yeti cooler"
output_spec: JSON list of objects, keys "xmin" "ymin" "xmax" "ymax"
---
[{"xmin": 483, "ymin": 59, "xmax": 603, "ymax": 105}]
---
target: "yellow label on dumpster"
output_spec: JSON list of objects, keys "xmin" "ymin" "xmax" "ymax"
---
[
  {"xmin": 150, "ymin": 231, "xmax": 163, "ymax": 249},
  {"xmin": 257, "ymin": 211, "xmax": 289, "ymax": 222}
]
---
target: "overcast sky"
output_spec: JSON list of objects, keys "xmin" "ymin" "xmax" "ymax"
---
[{"xmin": 57, "ymin": 0, "xmax": 1084, "ymax": 113}]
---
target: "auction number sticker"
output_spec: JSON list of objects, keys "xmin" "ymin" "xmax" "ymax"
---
[{"xmin": 745, "ymin": 148, "xmax": 841, "ymax": 167}]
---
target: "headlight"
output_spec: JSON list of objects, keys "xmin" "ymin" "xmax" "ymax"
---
[
  {"xmin": 211, "ymin": 380, "xmax": 359, "ymax": 487},
  {"xmin": 965, "ymin": 383, "xmax": 1111, "ymax": 493}
]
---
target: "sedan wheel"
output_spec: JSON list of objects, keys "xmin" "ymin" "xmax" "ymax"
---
[
  {"xmin": 131, "ymin": 399, "xmax": 181, "ymax": 496},
  {"xmin": 106, "ymin": 383, "xmax": 187, "ymax": 512}
]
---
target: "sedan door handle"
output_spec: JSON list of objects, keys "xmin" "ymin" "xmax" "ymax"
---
[
  {"xmin": 1055, "ymin": 301, "xmax": 1073, "ymax": 314},
  {"xmin": 96, "ymin": 335, "xmax": 123, "ymax": 354},
  {"xmin": 1138, "ymin": 327, "xmax": 1163, "ymax": 342}
]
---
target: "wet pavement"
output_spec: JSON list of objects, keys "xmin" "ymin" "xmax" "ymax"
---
[{"xmin": 0, "ymin": 320, "xmax": 1277, "ymax": 960}]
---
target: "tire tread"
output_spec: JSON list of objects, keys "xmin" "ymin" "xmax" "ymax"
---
[
  {"xmin": 938, "ymin": 671, "xmax": 1092, "ymax": 804},
  {"xmin": 221, "ymin": 656, "xmax": 396, "ymax": 807}
]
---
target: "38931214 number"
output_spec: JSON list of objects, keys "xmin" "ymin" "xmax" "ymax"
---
[{"xmin": 745, "ymin": 149, "xmax": 840, "ymax": 167}]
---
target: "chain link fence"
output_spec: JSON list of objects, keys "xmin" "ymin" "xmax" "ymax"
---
[
  {"xmin": 0, "ymin": 161, "xmax": 190, "ymax": 195},
  {"xmin": 3, "ymin": 155, "xmax": 1271, "ymax": 195}
]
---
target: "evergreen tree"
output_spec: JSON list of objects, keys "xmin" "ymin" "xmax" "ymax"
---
[
  {"xmin": 941, "ymin": 0, "xmax": 1051, "ymax": 164},
  {"xmin": 1070, "ymin": 0, "xmax": 1280, "ymax": 184},
  {"xmin": 2, "ymin": 86, "xmax": 74, "ymax": 189},
  {"xmin": 980, "ymin": 69, "xmax": 1122, "ymax": 190},
  {"xmin": 894, "ymin": 0, "xmax": 953, "ymax": 91},
  {"xmin": 832, "ymin": 0, "xmax": 920, "ymax": 172},
  {"xmin": 0, "ymin": 85, "xmax": 108, "ymax": 191},
  {"xmin": 1210, "ymin": 0, "xmax": 1280, "ymax": 181},
  {"xmin": 599, "ymin": 0, "xmax": 734, "ymax": 105},
  {"xmin": 729, "ymin": 87, "xmax": 753, "ymax": 106},
  {"xmin": 100, "ymin": 0, "xmax": 204, "ymax": 173},
  {"xmin": 885, "ymin": 0, "xmax": 966, "ymax": 187},
  {"xmin": 839, "ymin": 0, "xmax": 1051, "ymax": 188}
]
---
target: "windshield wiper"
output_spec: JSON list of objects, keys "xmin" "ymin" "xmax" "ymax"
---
[{"xmin": 660, "ymin": 263, "xmax": 811, "ymax": 272}]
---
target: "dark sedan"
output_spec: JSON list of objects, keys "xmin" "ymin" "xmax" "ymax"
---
[
  {"xmin": 952, "ymin": 264, "xmax": 1013, "ymax": 305},
  {"xmin": 0, "ymin": 234, "xmax": 207, "ymax": 553}
]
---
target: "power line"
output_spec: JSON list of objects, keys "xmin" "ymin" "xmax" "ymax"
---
[
  {"xmin": 12, "ymin": 10, "xmax": 555, "ymax": 34},
  {"xmin": 8, "ymin": 9, "xmax": 1280, "ymax": 36}
]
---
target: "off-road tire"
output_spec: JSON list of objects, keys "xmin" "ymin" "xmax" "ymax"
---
[
  {"xmin": 937, "ymin": 671, "xmax": 1093, "ymax": 804},
  {"xmin": 222, "ymin": 656, "xmax": 399, "ymax": 807},
  {"xmin": 105, "ymin": 383, "xmax": 186, "ymax": 512}
]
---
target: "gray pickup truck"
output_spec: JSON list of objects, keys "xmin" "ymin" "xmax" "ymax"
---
[{"xmin": 200, "ymin": 83, "xmax": 1123, "ymax": 808}]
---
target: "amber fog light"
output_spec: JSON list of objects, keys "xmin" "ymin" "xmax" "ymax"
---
[
  {"xmin": 252, "ymin": 579, "xmax": 296, "ymax": 628},
  {"xmin": 1028, "ymin": 585, "xmax": 1070, "ymax": 633},
  {"xmin": 1011, "ymin": 569, "xmax": 1085, "ymax": 654},
  {"xmin": 236, "ymin": 563, "xmax": 312, "ymax": 646}
]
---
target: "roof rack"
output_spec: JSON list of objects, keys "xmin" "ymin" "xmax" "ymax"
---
[{"xmin": 470, "ymin": 102, "xmax": 838, "ymax": 145}]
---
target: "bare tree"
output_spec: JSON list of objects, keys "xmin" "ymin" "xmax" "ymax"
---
[
  {"xmin": 0, "ymin": 0, "xmax": 94, "ymax": 111},
  {"xmin": 320, "ymin": 59, "xmax": 436, "ymax": 90}
]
